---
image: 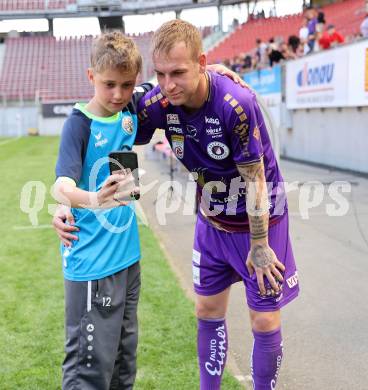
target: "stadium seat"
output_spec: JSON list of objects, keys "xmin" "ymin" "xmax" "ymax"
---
[
  {"xmin": 207, "ymin": 0, "xmax": 365, "ymax": 63},
  {"xmin": 0, "ymin": 33, "xmax": 154, "ymax": 102},
  {"xmin": 0, "ymin": 0, "xmax": 77, "ymax": 12}
]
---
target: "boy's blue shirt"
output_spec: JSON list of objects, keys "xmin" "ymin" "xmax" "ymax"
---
[{"xmin": 55, "ymin": 84, "xmax": 152, "ymax": 281}]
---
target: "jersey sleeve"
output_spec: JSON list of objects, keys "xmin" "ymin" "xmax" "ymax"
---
[
  {"xmin": 134, "ymin": 87, "xmax": 166, "ymax": 145},
  {"xmin": 129, "ymin": 83, "xmax": 155, "ymax": 113},
  {"xmin": 55, "ymin": 113, "xmax": 91, "ymax": 184},
  {"xmin": 227, "ymin": 92, "xmax": 264, "ymax": 166}
]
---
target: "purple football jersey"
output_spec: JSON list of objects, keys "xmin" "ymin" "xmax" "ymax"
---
[{"xmin": 136, "ymin": 72, "xmax": 287, "ymax": 232}]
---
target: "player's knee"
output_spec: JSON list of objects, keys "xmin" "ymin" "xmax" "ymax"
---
[
  {"xmin": 195, "ymin": 301, "xmax": 223, "ymax": 319},
  {"xmin": 250, "ymin": 313, "xmax": 280, "ymax": 332}
]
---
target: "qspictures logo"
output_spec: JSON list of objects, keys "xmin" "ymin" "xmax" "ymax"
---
[{"xmin": 365, "ymin": 48, "xmax": 368, "ymax": 92}]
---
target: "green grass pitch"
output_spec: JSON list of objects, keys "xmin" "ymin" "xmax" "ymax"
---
[{"xmin": 0, "ymin": 136, "xmax": 243, "ymax": 389}]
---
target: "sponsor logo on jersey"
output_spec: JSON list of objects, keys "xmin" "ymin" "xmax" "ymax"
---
[
  {"xmin": 168, "ymin": 126, "xmax": 183, "ymax": 134},
  {"xmin": 207, "ymin": 141, "xmax": 230, "ymax": 160},
  {"xmin": 95, "ymin": 138, "xmax": 108, "ymax": 148},
  {"xmin": 206, "ymin": 126, "xmax": 223, "ymax": 138},
  {"xmin": 93, "ymin": 131, "xmax": 108, "ymax": 147},
  {"xmin": 167, "ymin": 113, "xmax": 180, "ymax": 124},
  {"xmin": 94, "ymin": 131, "xmax": 102, "ymax": 141},
  {"xmin": 171, "ymin": 135, "xmax": 184, "ymax": 159},
  {"xmin": 205, "ymin": 116, "xmax": 220, "ymax": 125},
  {"xmin": 122, "ymin": 116, "xmax": 134, "ymax": 134},
  {"xmin": 186, "ymin": 125, "xmax": 199, "ymax": 142},
  {"xmin": 286, "ymin": 271, "xmax": 298, "ymax": 288}
]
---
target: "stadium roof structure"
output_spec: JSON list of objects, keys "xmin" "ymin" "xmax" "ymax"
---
[{"xmin": 0, "ymin": 0, "xmax": 254, "ymax": 20}]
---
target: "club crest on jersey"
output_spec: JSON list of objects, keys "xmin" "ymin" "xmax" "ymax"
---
[
  {"xmin": 122, "ymin": 116, "xmax": 134, "ymax": 135},
  {"xmin": 207, "ymin": 141, "xmax": 229, "ymax": 160},
  {"xmin": 171, "ymin": 135, "xmax": 184, "ymax": 159},
  {"xmin": 167, "ymin": 113, "xmax": 180, "ymax": 125},
  {"xmin": 160, "ymin": 97, "xmax": 169, "ymax": 108}
]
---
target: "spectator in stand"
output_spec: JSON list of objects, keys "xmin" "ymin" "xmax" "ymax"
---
[
  {"xmin": 360, "ymin": 13, "xmax": 368, "ymax": 38},
  {"xmin": 255, "ymin": 38, "xmax": 268, "ymax": 68},
  {"xmin": 231, "ymin": 55, "xmax": 244, "ymax": 73},
  {"xmin": 232, "ymin": 18, "xmax": 239, "ymax": 29},
  {"xmin": 319, "ymin": 24, "xmax": 345, "ymax": 50},
  {"xmin": 223, "ymin": 58, "xmax": 232, "ymax": 69},
  {"xmin": 268, "ymin": 38, "xmax": 284, "ymax": 66},
  {"xmin": 316, "ymin": 6, "xmax": 326, "ymax": 33},
  {"xmin": 257, "ymin": 9, "xmax": 266, "ymax": 19},
  {"xmin": 243, "ymin": 54, "xmax": 253, "ymax": 71},
  {"xmin": 299, "ymin": 17, "xmax": 310, "ymax": 54},
  {"xmin": 306, "ymin": 6, "xmax": 318, "ymax": 51},
  {"xmin": 287, "ymin": 35, "xmax": 304, "ymax": 59},
  {"xmin": 279, "ymin": 42, "xmax": 291, "ymax": 60}
]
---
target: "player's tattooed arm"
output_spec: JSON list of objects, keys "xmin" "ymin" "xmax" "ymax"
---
[{"xmin": 237, "ymin": 160, "xmax": 285, "ymax": 295}]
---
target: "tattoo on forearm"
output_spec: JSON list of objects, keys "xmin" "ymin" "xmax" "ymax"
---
[
  {"xmin": 249, "ymin": 215, "xmax": 268, "ymax": 239},
  {"xmin": 238, "ymin": 162, "xmax": 263, "ymax": 183},
  {"xmin": 237, "ymin": 160, "xmax": 270, "ymax": 239}
]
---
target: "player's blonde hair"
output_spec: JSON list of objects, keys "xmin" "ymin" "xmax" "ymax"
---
[
  {"xmin": 90, "ymin": 31, "xmax": 142, "ymax": 74},
  {"xmin": 151, "ymin": 19, "xmax": 203, "ymax": 61}
]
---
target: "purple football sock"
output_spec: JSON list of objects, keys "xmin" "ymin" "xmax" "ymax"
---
[
  {"xmin": 197, "ymin": 318, "xmax": 228, "ymax": 390},
  {"xmin": 251, "ymin": 327, "xmax": 283, "ymax": 390}
]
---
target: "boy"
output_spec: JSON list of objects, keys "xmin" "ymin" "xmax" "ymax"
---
[
  {"xmin": 53, "ymin": 30, "xmax": 244, "ymax": 390},
  {"xmin": 53, "ymin": 31, "xmax": 152, "ymax": 390}
]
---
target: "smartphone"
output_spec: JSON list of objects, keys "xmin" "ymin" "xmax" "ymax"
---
[{"xmin": 108, "ymin": 151, "xmax": 140, "ymax": 200}]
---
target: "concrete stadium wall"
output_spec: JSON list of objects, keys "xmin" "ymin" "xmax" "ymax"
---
[
  {"xmin": 279, "ymin": 107, "xmax": 368, "ymax": 174},
  {"xmin": 38, "ymin": 116, "xmax": 65, "ymax": 136},
  {"xmin": 0, "ymin": 105, "xmax": 38, "ymax": 136},
  {"xmin": 0, "ymin": 105, "xmax": 65, "ymax": 136}
]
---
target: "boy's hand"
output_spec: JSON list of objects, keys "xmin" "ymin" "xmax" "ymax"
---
[
  {"xmin": 97, "ymin": 169, "xmax": 139, "ymax": 208},
  {"xmin": 52, "ymin": 204, "xmax": 79, "ymax": 247},
  {"xmin": 206, "ymin": 63, "xmax": 250, "ymax": 89}
]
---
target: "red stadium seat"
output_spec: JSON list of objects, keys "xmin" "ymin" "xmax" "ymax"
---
[
  {"xmin": 0, "ymin": 33, "xmax": 155, "ymax": 102},
  {"xmin": 207, "ymin": 0, "xmax": 365, "ymax": 63},
  {"xmin": 0, "ymin": 0, "xmax": 77, "ymax": 12}
]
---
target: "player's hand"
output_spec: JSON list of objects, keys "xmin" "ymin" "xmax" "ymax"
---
[
  {"xmin": 97, "ymin": 169, "xmax": 139, "ymax": 208},
  {"xmin": 52, "ymin": 204, "xmax": 79, "ymax": 247},
  {"xmin": 246, "ymin": 244, "xmax": 285, "ymax": 296},
  {"xmin": 206, "ymin": 63, "xmax": 250, "ymax": 89}
]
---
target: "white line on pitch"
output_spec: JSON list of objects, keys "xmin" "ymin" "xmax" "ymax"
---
[
  {"xmin": 13, "ymin": 224, "xmax": 53, "ymax": 230},
  {"xmin": 0, "ymin": 137, "xmax": 21, "ymax": 147}
]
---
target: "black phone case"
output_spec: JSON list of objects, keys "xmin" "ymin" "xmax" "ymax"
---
[{"xmin": 108, "ymin": 151, "xmax": 140, "ymax": 200}]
